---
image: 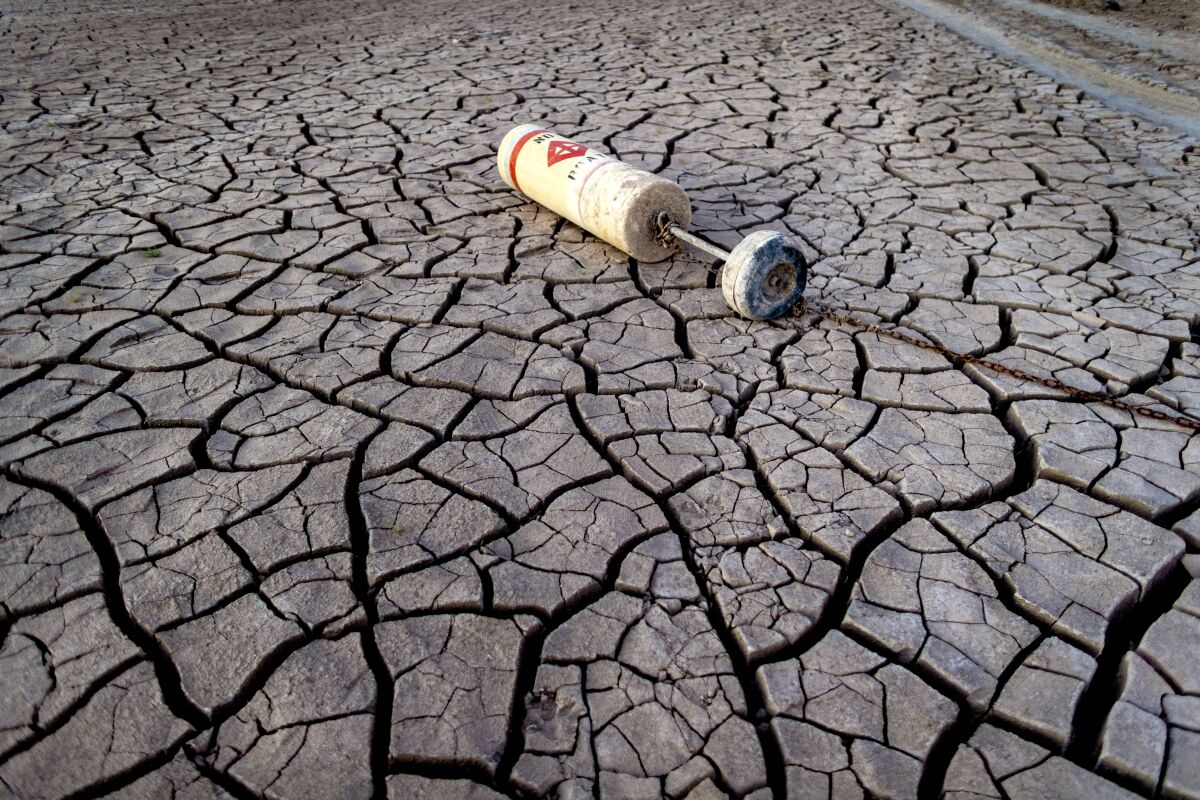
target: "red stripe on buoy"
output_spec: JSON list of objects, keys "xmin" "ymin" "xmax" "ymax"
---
[{"xmin": 507, "ymin": 128, "xmax": 547, "ymax": 193}]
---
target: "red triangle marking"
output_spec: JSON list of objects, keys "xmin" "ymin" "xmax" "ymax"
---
[{"xmin": 547, "ymin": 139, "xmax": 588, "ymax": 167}]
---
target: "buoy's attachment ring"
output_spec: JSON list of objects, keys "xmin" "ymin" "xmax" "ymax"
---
[{"xmin": 721, "ymin": 231, "xmax": 808, "ymax": 320}]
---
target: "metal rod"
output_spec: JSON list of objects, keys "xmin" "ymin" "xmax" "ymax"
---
[{"xmin": 667, "ymin": 224, "xmax": 731, "ymax": 262}]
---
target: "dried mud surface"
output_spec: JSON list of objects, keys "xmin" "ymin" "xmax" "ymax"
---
[{"xmin": 1, "ymin": 0, "xmax": 1199, "ymax": 798}]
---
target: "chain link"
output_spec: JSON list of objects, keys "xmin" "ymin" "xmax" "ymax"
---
[
  {"xmin": 788, "ymin": 297, "xmax": 1200, "ymax": 432},
  {"xmin": 656, "ymin": 224, "xmax": 1200, "ymax": 432},
  {"xmin": 654, "ymin": 212, "xmax": 687, "ymax": 256}
]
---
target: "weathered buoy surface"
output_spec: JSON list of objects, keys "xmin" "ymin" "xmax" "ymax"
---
[
  {"xmin": 721, "ymin": 230, "xmax": 807, "ymax": 320},
  {"xmin": 496, "ymin": 124, "xmax": 690, "ymax": 262},
  {"xmin": 497, "ymin": 124, "xmax": 807, "ymax": 320}
]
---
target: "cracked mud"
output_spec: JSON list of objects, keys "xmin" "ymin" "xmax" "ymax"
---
[{"xmin": 1, "ymin": 0, "xmax": 1199, "ymax": 798}]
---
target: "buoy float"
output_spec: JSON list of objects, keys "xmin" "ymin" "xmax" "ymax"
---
[{"xmin": 496, "ymin": 124, "xmax": 807, "ymax": 320}]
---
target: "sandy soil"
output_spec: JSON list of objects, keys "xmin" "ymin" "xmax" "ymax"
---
[{"xmin": 1037, "ymin": 0, "xmax": 1200, "ymax": 36}]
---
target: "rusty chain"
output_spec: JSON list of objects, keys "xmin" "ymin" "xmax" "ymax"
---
[
  {"xmin": 653, "ymin": 219, "xmax": 1200, "ymax": 433},
  {"xmin": 654, "ymin": 212, "xmax": 685, "ymax": 252},
  {"xmin": 787, "ymin": 297, "xmax": 1200, "ymax": 432}
]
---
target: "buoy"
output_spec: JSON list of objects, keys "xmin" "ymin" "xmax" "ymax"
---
[
  {"xmin": 497, "ymin": 124, "xmax": 690, "ymax": 263},
  {"xmin": 496, "ymin": 124, "xmax": 807, "ymax": 320}
]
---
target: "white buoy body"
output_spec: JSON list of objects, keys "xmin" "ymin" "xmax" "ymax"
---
[{"xmin": 497, "ymin": 124, "xmax": 690, "ymax": 262}]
